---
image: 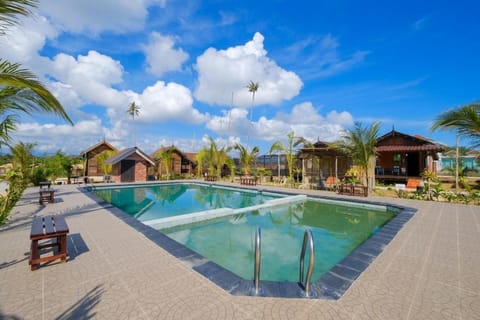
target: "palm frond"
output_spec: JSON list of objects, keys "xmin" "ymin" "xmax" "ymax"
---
[
  {"xmin": 0, "ymin": 0, "xmax": 38, "ymax": 34},
  {"xmin": 0, "ymin": 60, "xmax": 72, "ymax": 123},
  {"xmin": 431, "ymin": 103, "xmax": 480, "ymax": 147}
]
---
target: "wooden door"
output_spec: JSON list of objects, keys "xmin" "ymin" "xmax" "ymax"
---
[{"xmin": 121, "ymin": 160, "xmax": 136, "ymax": 182}]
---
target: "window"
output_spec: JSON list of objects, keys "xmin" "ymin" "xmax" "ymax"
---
[{"xmin": 393, "ymin": 153, "xmax": 401, "ymax": 166}]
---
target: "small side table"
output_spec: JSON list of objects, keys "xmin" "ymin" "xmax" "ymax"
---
[{"xmin": 29, "ymin": 215, "xmax": 69, "ymax": 271}]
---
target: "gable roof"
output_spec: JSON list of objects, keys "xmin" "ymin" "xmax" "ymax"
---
[
  {"xmin": 183, "ymin": 152, "xmax": 197, "ymax": 163},
  {"xmin": 105, "ymin": 147, "xmax": 155, "ymax": 166},
  {"xmin": 376, "ymin": 130, "xmax": 445, "ymax": 152},
  {"xmin": 80, "ymin": 140, "xmax": 117, "ymax": 156},
  {"xmin": 150, "ymin": 146, "xmax": 197, "ymax": 164}
]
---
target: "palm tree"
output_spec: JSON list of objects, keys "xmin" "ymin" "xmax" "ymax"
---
[
  {"xmin": 431, "ymin": 102, "xmax": 480, "ymax": 148},
  {"xmin": 95, "ymin": 149, "xmax": 117, "ymax": 176},
  {"xmin": 195, "ymin": 148, "xmax": 208, "ymax": 177},
  {"xmin": 246, "ymin": 81, "xmax": 259, "ymax": 142},
  {"xmin": 155, "ymin": 146, "xmax": 175, "ymax": 179},
  {"xmin": 0, "ymin": 61, "xmax": 73, "ymax": 145},
  {"xmin": 126, "ymin": 101, "xmax": 140, "ymax": 146},
  {"xmin": 203, "ymin": 136, "xmax": 232, "ymax": 178},
  {"xmin": 10, "ymin": 141, "xmax": 36, "ymax": 185},
  {"xmin": 334, "ymin": 121, "xmax": 380, "ymax": 191},
  {"xmin": 0, "ymin": 1, "xmax": 72, "ymax": 146},
  {"xmin": 269, "ymin": 131, "xmax": 308, "ymax": 184},
  {"xmin": 0, "ymin": 0, "xmax": 37, "ymax": 34},
  {"xmin": 246, "ymin": 81, "xmax": 259, "ymax": 120},
  {"xmin": 234, "ymin": 143, "xmax": 259, "ymax": 176}
]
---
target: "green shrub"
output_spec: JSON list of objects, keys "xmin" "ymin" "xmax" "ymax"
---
[{"xmin": 0, "ymin": 170, "xmax": 26, "ymax": 225}]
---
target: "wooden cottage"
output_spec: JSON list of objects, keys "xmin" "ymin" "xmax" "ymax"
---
[
  {"xmin": 80, "ymin": 141, "xmax": 117, "ymax": 178},
  {"xmin": 375, "ymin": 130, "xmax": 445, "ymax": 182},
  {"xmin": 298, "ymin": 141, "xmax": 351, "ymax": 189},
  {"xmin": 105, "ymin": 147, "xmax": 155, "ymax": 183},
  {"xmin": 150, "ymin": 146, "xmax": 196, "ymax": 178}
]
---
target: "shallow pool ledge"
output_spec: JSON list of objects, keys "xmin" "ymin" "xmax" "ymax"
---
[
  {"xmin": 144, "ymin": 194, "xmax": 307, "ymax": 230},
  {"xmin": 144, "ymin": 208, "xmax": 235, "ymax": 229}
]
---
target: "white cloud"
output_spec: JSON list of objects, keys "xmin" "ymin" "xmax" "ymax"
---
[
  {"xmin": 39, "ymin": 0, "xmax": 166, "ymax": 35},
  {"xmin": 194, "ymin": 32, "xmax": 303, "ymax": 107},
  {"xmin": 13, "ymin": 119, "xmax": 107, "ymax": 153},
  {"xmin": 326, "ymin": 110, "xmax": 354, "ymax": 126},
  {"xmin": 0, "ymin": 15, "xmax": 57, "ymax": 64},
  {"xmin": 135, "ymin": 81, "xmax": 209, "ymax": 124},
  {"xmin": 50, "ymin": 50, "xmax": 127, "ymax": 109},
  {"xmin": 143, "ymin": 32, "xmax": 189, "ymax": 76},
  {"xmin": 206, "ymin": 102, "xmax": 353, "ymax": 144},
  {"xmin": 206, "ymin": 108, "xmax": 251, "ymax": 136}
]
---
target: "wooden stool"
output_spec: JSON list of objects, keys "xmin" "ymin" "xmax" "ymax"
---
[{"xmin": 29, "ymin": 215, "xmax": 69, "ymax": 271}]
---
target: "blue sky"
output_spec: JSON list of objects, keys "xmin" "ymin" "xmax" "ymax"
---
[{"xmin": 1, "ymin": 0, "xmax": 479, "ymax": 156}]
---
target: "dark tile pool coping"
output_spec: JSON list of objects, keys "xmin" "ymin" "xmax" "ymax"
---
[{"xmin": 82, "ymin": 183, "xmax": 416, "ymax": 299}]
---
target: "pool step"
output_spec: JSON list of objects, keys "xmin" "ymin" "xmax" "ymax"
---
[{"xmin": 143, "ymin": 194, "xmax": 307, "ymax": 230}]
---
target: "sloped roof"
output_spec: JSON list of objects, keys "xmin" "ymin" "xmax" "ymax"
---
[
  {"xmin": 298, "ymin": 140, "xmax": 348, "ymax": 157},
  {"xmin": 376, "ymin": 145, "xmax": 444, "ymax": 152},
  {"xmin": 376, "ymin": 130, "xmax": 445, "ymax": 152},
  {"xmin": 150, "ymin": 146, "xmax": 197, "ymax": 164},
  {"xmin": 105, "ymin": 147, "xmax": 155, "ymax": 166},
  {"xmin": 183, "ymin": 152, "xmax": 197, "ymax": 163},
  {"xmin": 80, "ymin": 140, "xmax": 117, "ymax": 156}
]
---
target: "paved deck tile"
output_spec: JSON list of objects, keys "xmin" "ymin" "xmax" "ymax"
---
[{"xmin": 0, "ymin": 183, "xmax": 479, "ymax": 319}]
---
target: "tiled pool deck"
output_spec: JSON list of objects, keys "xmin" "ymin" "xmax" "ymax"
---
[{"xmin": 1, "ymin": 182, "xmax": 479, "ymax": 319}]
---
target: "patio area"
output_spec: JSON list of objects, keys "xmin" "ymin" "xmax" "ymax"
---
[{"xmin": 0, "ymin": 183, "xmax": 479, "ymax": 319}]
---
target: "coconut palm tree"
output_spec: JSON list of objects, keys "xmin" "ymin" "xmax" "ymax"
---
[
  {"xmin": 269, "ymin": 131, "xmax": 308, "ymax": 184},
  {"xmin": 234, "ymin": 143, "xmax": 259, "ymax": 176},
  {"xmin": 10, "ymin": 141, "xmax": 36, "ymax": 185},
  {"xmin": 0, "ymin": 0, "xmax": 37, "ymax": 34},
  {"xmin": 246, "ymin": 81, "xmax": 259, "ymax": 143},
  {"xmin": 0, "ymin": 61, "xmax": 73, "ymax": 145},
  {"xmin": 95, "ymin": 149, "xmax": 117, "ymax": 176},
  {"xmin": 195, "ymin": 148, "xmax": 208, "ymax": 177},
  {"xmin": 126, "ymin": 101, "xmax": 140, "ymax": 146},
  {"xmin": 334, "ymin": 121, "xmax": 380, "ymax": 191},
  {"xmin": 431, "ymin": 102, "xmax": 480, "ymax": 148},
  {"xmin": 246, "ymin": 81, "xmax": 259, "ymax": 121},
  {"xmin": 155, "ymin": 146, "xmax": 176, "ymax": 179},
  {"xmin": 202, "ymin": 136, "xmax": 232, "ymax": 178},
  {"xmin": 0, "ymin": 1, "xmax": 72, "ymax": 146}
]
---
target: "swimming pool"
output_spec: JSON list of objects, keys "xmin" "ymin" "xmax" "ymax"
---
[
  {"xmin": 163, "ymin": 198, "xmax": 395, "ymax": 282},
  {"xmin": 93, "ymin": 183, "xmax": 282, "ymax": 222},
  {"xmin": 91, "ymin": 182, "xmax": 414, "ymax": 299}
]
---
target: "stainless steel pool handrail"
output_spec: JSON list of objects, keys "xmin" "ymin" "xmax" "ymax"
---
[
  {"xmin": 299, "ymin": 229, "xmax": 315, "ymax": 297},
  {"xmin": 254, "ymin": 226, "xmax": 261, "ymax": 294}
]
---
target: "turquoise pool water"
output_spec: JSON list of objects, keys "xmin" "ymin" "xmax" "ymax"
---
[
  {"xmin": 163, "ymin": 199, "xmax": 396, "ymax": 282},
  {"xmin": 93, "ymin": 183, "xmax": 281, "ymax": 221},
  {"xmin": 93, "ymin": 183, "xmax": 396, "ymax": 283}
]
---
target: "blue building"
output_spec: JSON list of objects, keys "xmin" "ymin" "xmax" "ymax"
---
[{"xmin": 440, "ymin": 149, "xmax": 480, "ymax": 172}]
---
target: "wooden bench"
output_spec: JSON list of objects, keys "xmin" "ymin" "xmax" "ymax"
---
[
  {"xmin": 204, "ymin": 175, "xmax": 217, "ymax": 182},
  {"xmin": 240, "ymin": 176, "xmax": 257, "ymax": 186},
  {"xmin": 39, "ymin": 189, "xmax": 55, "ymax": 204},
  {"xmin": 337, "ymin": 184, "xmax": 368, "ymax": 197},
  {"xmin": 29, "ymin": 215, "xmax": 69, "ymax": 271},
  {"xmin": 39, "ymin": 181, "xmax": 52, "ymax": 189}
]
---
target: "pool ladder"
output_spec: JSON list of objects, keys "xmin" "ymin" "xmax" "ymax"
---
[
  {"xmin": 253, "ymin": 227, "xmax": 315, "ymax": 297},
  {"xmin": 254, "ymin": 226, "xmax": 261, "ymax": 294},
  {"xmin": 299, "ymin": 229, "xmax": 315, "ymax": 297}
]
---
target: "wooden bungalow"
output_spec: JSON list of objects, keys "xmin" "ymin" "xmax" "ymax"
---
[
  {"xmin": 105, "ymin": 147, "xmax": 155, "ymax": 183},
  {"xmin": 80, "ymin": 141, "xmax": 117, "ymax": 177},
  {"xmin": 375, "ymin": 130, "xmax": 445, "ymax": 183},
  {"xmin": 297, "ymin": 141, "xmax": 351, "ymax": 189},
  {"xmin": 150, "ymin": 146, "xmax": 196, "ymax": 178}
]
